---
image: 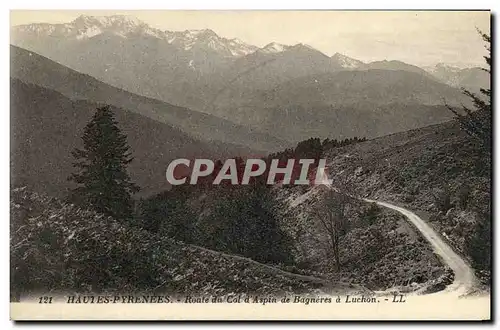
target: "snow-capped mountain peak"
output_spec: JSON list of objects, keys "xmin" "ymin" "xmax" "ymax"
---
[
  {"xmin": 427, "ymin": 63, "xmax": 462, "ymax": 74},
  {"xmin": 163, "ymin": 29, "xmax": 258, "ymax": 56},
  {"xmin": 295, "ymin": 43, "xmax": 316, "ymax": 50},
  {"xmin": 259, "ymin": 42, "xmax": 289, "ymax": 54},
  {"xmin": 72, "ymin": 15, "xmax": 146, "ymax": 29},
  {"xmin": 257, "ymin": 42, "xmax": 323, "ymax": 55},
  {"xmin": 13, "ymin": 14, "xmax": 161, "ymax": 41},
  {"xmin": 187, "ymin": 29, "xmax": 218, "ymax": 38},
  {"xmin": 71, "ymin": 15, "xmax": 152, "ymax": 38},
  {"xmin": 12, "ymin": 15, "xmax": 259, "ymax": 58},
  {"xmin": 331, "ymin": 52, "xmax": 364, "ymax": 69}
]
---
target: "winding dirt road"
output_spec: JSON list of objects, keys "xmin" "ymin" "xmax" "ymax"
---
[
  {"xmin": 314, "ymin": 166, "xmax": 477, "ymax": 295},
  {"xmin": 364, "ymin": 198, "xmax": 477, "ymax": 295}
]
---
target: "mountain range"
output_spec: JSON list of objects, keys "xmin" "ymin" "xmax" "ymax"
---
[
  {"xmin": 10, "ymin": 15, "xmax": 490, "ymax": 195},
  {"xmin": 11, "ymin": 15, "xmax": 489, "ymax": 111},
  {"xmin": 10, "ymin": 45, "xmax": 286, "ymax": 152},
  {"xmin": 10, "ymin": 45, "xmax": 286, "ymax": 196},
  {"xmin": 424, "ymin": 63, "xmax": 490, "ymax": 93}
]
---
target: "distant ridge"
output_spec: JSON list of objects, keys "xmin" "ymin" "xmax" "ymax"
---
[{"xmin": 10, "ymin": 45, "xmax": 289, "ymax": 152}]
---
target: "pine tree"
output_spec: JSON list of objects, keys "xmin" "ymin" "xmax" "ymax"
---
[
  {"xmin": 68, "ymin": 106, "xmax": 139, "ymax": 219},
  {"xmin": 447, "ymin": 31, "xmax": 491, "ymax": 153}
]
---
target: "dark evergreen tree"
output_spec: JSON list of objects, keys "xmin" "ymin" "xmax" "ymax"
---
[
  {"xmin": 447, "ymin": 31, "xmax": 491, "ymax": 153},
  {"xmin": 68, "ymin": 106, "xmax": 139, "ymax": 219}
]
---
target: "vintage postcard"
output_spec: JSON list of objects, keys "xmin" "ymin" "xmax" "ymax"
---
[{"xmin": 9, "ymin": 10, "xmax": 491, "ymax": 320}]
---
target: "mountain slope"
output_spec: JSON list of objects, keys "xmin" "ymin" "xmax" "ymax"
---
[
  {"xmin": 249, "ymin": 69, "xmax": 468, "ymax": 108},
  {"xmin": 209, "ymin": 102, "xmax": 456, "ymax": 143},
  {"xmin": 10, "ymin": 15, "xmax": 257, "ymax": 110},
  {"xmin": 203, "ymin": 43, "xmax": 342, "ymax": 111},
  {"xmin": 359, "ymin": 60, "xmax": 436, "ymax": 80},
  {"xmin": 11, "ymin": 188, "xmax": 340, "ymax": 300},
  {"xmin": 206, "ymin": 69, "xmax": 469, "ymax": 142},
  {"xmin": 10, "ymin": 78, "xmax": 254, "ymax": 197},
  {"xmin": 321, "ymin": 120, "xmax": 490, "ymax": 285},
  {"xmin": 14, "ymin": 30, "xmax": 235, "ymax": 108},
  {"xmin": 10, "ymin": 45, "xmax": 288, "ymax": 152},
  {"xmin": 425, "ymin": 63, "xmax": 490, "ymax": 93}
]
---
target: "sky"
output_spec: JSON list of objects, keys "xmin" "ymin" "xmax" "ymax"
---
[{"xmin": 10, "ymin": 10, "xmax": 491, "ymax": 67}]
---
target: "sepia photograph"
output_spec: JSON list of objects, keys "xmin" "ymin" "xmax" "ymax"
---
[{"xmin": 8, "ymin": 9, "xmax": 492, "ymax": 320}]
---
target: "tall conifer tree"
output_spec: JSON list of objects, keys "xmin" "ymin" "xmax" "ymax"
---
[{"xmin": 69, "ymin": 106, "xmax": 139, "ymax": 219}]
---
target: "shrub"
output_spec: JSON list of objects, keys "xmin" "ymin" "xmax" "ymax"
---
[
  {"xmin": 360, "ymin": 203, "xmax": 382, "ymax": 226},
  {"xmin": 432, "ymin": 187, "xmax": 452, "ymax": 213},
  {"xmin": 465, "ymin": 212, "xmax": 491, "ymax": 272},
  {"xmin": 138, "ymin": 187, "xmax": 198, "ymax": 243},
  {"xmin": 457, "ymin": 183, "xmax": 472, "ymax": 210},
  {"xmin": 205, "ymin": 185, "xmax": 294, "ymax": 265}
]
